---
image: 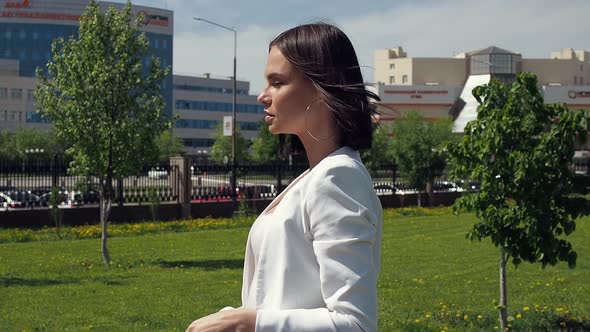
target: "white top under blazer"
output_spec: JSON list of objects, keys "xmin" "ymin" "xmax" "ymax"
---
[{"xmin": 241, "ymin": 146, "xmax": 383, "ymax": 332}]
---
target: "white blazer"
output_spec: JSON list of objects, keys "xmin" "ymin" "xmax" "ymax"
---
[{"xmin": 241, "ymin": 146, "xmax": 383, "ymax": 332}]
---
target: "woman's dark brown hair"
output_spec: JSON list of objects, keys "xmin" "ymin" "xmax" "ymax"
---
[{"xmin": 269, "ymin": 22, "xmax": 380, "ymax": 154}]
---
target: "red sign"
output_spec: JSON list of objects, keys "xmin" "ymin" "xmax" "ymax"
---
[
  {"xmin": 5, "ymin": 0, "xmax": 29, "ymax": 9},
  {"xmin": 1, "ymin": 11, "xmax": 80, "ymax": 21},
  {"xmin": 384, "ymin": 90, "xmax": 449, "ymax": 95}
]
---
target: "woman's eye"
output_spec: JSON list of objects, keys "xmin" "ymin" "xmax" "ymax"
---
[{"xmin": 271, "ymin": 81, "xmax": 283, "ymax": 87}]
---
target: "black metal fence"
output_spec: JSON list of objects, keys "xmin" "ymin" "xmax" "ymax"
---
[
  {"xmin": 0, "ymin": 157, "xmax": 179, "ymax": 207},
  {"xmin": 1, "ymin": 157, "xmax": 471, "ymax": 209}
]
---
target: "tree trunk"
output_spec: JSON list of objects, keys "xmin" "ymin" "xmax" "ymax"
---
[
  {"xmin": 100, "ymin": 175, "xmax": 113, "ymax": 268},
  {"xmin": 499, "ymin": 246, "xmax": 508, "ymax": 330}
]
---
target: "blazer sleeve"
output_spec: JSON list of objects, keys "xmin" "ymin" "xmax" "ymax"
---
[{"xmin": 255, "ymin": 164, "xmax": 381, "ymax": 332}]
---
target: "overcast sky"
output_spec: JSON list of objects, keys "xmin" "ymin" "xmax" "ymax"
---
[{"xmin": 110, "ymin": 0, "xmax": 590, "ymax": 94}]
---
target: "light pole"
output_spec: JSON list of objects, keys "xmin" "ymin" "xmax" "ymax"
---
[{"xmin": 193, "ymin": 17, "xmax": 238, "ymax": 205}]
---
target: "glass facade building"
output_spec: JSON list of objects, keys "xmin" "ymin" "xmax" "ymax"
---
[{"xmin": 0, "ymin": 0, "xmax": 174, "ymax": 127}]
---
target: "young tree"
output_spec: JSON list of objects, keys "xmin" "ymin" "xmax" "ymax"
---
[
  {"xmin": 447, "ymin": 73, "xmax": 588, "ymax": 330},
  {"xmin": 210, "ymin": 122, "xmax": 250, "ymax": 163},
  {"xmin": 35, "ymin": 1, "xmax": 172, "ymax": 267},
  {"xmin": 250, "ymin": 120, "xmax": 279, "ymax": 162},
  {"xmin": 391, "ymin": 110, "xmax": 456, "ymax": 205}
]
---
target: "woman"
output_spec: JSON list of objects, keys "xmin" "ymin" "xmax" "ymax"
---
[{"xmin": 187, "ymin": 22, "xmax": 382, "ymax": 332}]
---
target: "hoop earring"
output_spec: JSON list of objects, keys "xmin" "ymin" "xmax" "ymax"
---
[{"xmin": 305, "ymin": 99, "xmax": 336, "ymax": 141}]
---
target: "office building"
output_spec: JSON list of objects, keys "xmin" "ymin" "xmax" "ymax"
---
[
  {"xmin": 0, "ymin": 0, "xmax": 173, "ymax": 130},
  {"xmin": 374, "ymin": 46, "xmax": 590, "ymax": 129},
  {"xmin": 173, "ymin": 74, "xmax": 264, "ymax": 156}
]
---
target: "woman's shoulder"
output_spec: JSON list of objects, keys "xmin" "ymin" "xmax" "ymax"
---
[{"xmin": 306, "ymin": 146, "xmax": 373, "ymax": 191}]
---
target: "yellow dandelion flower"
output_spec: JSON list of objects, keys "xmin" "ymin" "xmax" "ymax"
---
[
  {"xmin": 516, "ymin": 313, "xmax": 522, "ymax": 319},
  {"xmin": 425, "ymin": 314, "xmax": 431, "ymax": 318},
  {"xmin": 523, "ymin": 306, "xmax": 530, "ymax": 311},
  {"xmin": 477, "ymin": 314, "xmax": 483, "ymax": 320},
  {"xmin": 415, "ymin": 319, "xmax": 421, "ymax": 323},
  {"xmin": 463, "ymin": 314, "xmax": 469, "ymax": 321}
]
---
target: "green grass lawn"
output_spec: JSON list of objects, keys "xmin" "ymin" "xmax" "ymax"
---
[{"xmin": 0, "ymin": 211, "xmax": 588, "ymax": 331}]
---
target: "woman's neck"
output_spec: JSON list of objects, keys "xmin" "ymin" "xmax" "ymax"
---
[{"xmin": 300, "ymin": 135, "xmax": 342, "ymax": 169}]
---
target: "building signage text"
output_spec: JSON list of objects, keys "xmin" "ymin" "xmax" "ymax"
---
[
  {"xmin": 1, "ymin": 12, "xmax": 169, "ymax": 27},
  {"xmin": 4, "ymin": 0, "xmax": 29, "ymax": 9},
  {"xmin": 384, "ymin": 89, "xmax": 449, "ymax": 100}
]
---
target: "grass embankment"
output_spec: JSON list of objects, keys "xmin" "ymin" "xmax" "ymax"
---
[{"xmin": 0, "ymin": 207, "xmax": 588, "ymax": 331}]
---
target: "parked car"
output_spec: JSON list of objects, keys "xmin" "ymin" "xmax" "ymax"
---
[
  {"xmin": 39, "ymin": 190, "xmax": 69, "ymax": 207},
  {"xmin": 0, "ymin": 193, "xmax": 8, "ymax": 210},
  {"xmin": 0, "ymin": 191, "xmax": 41, "ymax": 209}
]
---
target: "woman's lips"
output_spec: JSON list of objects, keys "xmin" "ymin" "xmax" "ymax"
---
[{"xmin": 264, "ymin": 111, "xmax": 274, "ymax": 123}]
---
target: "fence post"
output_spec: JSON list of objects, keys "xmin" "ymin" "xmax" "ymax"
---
[
  {"xmin": 117, "ymin": 177, "xmax": 124, "ymax": 206},
  {"xmin": 170, "ymin": 156, "xmax": 190, "ymax": 219},
  {"xmin": 51, "ymin": 155, "xmax": 58, "ymax": 189}
]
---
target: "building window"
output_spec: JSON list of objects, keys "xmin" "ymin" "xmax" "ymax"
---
[
  {"xmin": 33, "ymin": 31, "xmax": 39, "ymax": 40},
  {"xmin": 4, "ymin": 30, "xmax": 11, "ymax": 39},
  {"xmin": 27, "ymin": 89, "xmax": 35, "ymax": 101},
  {"xmin": 10, "ymin": 88, "xmax": 22, "ymax": 100},
  {"xmin": 389, "ymin": 76, "xmax": 395, "ymax": 84},
  {"xmin": 389, "ymin": 63, "xmax": 395, "ymax": 70},
  {"xmin": 402, "ymin": 75, "xmax": 408, "ymax": 84},
  {"xmin": 574, "ymin": 76, "xmax": 578, "ymax": 85},
  {"xmin": 0, "ymin": 88, "xmax": 7, "ymax": 99},
  {"xmin": 19, "ymin": 30, "xmax": 26, "ymax": 39},
  {"xmin": 581, "ymin": 77, "xmax": 584, "ymax": 85}
]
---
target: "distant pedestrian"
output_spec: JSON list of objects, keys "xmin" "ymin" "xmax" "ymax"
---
[{"xmin": 187, "ymin": 22, "xmax": 383, "ymax": 332}]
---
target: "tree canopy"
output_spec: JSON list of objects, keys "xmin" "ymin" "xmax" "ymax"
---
[
  {"xmin": 361, "ymin": 122, "xmax": 394, "ymax": 171},
  {"xmin": 391, "ymin": 110, "xmax": 456, "ymax": 202},
  {"xmin": 250, "ymin": 120, "xmax": 279, "ymax": 162},
  {"xmin": 210, "ymin": 122, "xmax": 250, "ymax": 163}
]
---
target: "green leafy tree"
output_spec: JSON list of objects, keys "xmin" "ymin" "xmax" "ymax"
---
[
  {"xmin": 210, "ymin": 122, "xmax": 250, "ymax": 163},
  {"xmin": 251, "ymin": 120, "xmax": 279, "ymax": 162},
  {"xmin": 447, "ymin": 73, "xmax": 589, "ymax": 330},
  {"xmin": 391, "ymin": 110, "xmax": 456, "ymax": 206},
  {"xmin": 362, "ymin": 122, "xmax": 394, "ymax": 171},
  {"xmin": 0, "ymin": 129, "xmax": 68, "ymax": 160},
  {"xmin": 35, "ymin": 1, "xmax": 172, "ymax": 267},
  {"xmin": 156, "ymin": 130, "xmax": 186, "ymax": 161}
]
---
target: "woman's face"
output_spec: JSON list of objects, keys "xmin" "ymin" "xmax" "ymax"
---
[{"xmin": 257, "ymin": 46, "xmax": 319, "ymax": 136}]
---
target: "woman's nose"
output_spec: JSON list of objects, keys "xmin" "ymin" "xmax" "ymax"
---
[{"xmin": 257, "ymin": 92, "xmax": 270, "ymax": 106}]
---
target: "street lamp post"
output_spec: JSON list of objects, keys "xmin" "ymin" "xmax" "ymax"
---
[{"xmin": 193, "ymin": 17, "xmax": 238, "ymax": 206}]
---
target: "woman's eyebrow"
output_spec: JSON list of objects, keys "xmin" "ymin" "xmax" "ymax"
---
[{"xmin": 266, "ymin": 72, "xmax": 283, "ymax": 81}]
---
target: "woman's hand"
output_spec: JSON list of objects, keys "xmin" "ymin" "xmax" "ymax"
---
[{"xmin": 185, "ymin": 307, "xmax": 256, "ymax": 332}]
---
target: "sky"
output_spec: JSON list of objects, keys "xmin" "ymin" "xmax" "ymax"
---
[{"xmin": 110, "ymin": 0, "xmax": 590, "ymax": 95}]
